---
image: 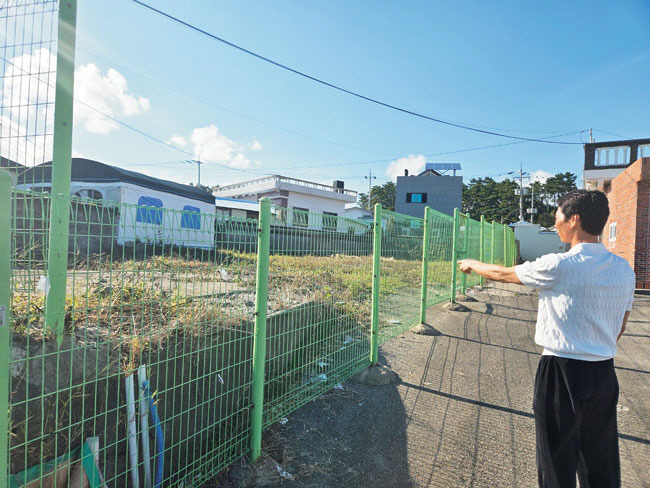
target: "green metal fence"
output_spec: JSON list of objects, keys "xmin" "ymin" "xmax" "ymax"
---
[
  {"xmin": 4, "ymin": 187, "xmax": 515, "ymax": 486},
  {"xmin": 1, "ymin": 2, "xmax": 518, "ymax": 485}
]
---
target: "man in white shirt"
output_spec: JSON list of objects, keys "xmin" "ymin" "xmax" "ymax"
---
[{"xmin": 458, "ymin": 190, "xmax": 635, "ymax": 488}]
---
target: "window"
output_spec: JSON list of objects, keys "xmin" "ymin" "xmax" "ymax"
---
[
  {"xmin": 609, "ymin": 222, "xmax": 617, "ymax": 242},
  {"xmin": 73, "ymin": 189, "xmax": 103, "ymax": 200},
  {"xmin": 639, "ymin": 144, "xmax": 650, "ymax": 159},
  {"xmin": 292, "ymin": 207, "xmax": 309, "ymax": 227},
  {"xmin": 595, "ymin": 146, "xmax": 630, "ymax": 166},
  {"xmin": 136, "ymin": 196, "xmax": 163, "ymax": 224},
  {"xmin": 181, "ymin": 205, "xmax": 201, "ymax": 230},
  {"xmin": 323, "ymin": 211, "xmax": 337, "ymax": 230},
  {"xmin": 406, "ymin": 192, "xmax": 427, "ymax": 203}
]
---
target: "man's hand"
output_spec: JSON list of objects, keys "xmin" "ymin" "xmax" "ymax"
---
[{"xmin": 458, "ymin": 259, "xmax": 478, "ymax": 274}]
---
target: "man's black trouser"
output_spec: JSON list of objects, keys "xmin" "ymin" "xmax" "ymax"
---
[{"xmin": 534, "ymin": 356, "xmax": 620, "ymax": 488}]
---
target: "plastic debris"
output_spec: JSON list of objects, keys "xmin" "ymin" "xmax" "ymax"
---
[
  {"xmin": 276, "ymin": 464, "xmax": 294, "ymax": 480},
  {"xmin": 217, "ymin": 373, "xmax": 224, "ymax": 384},
  {"xmin": 37, "ymin": 275, "xmax": 50, "ymax": 296},
  {"xmin": 316, "ymin": 373, "xmax": 327, "ymax": 382},
  {"xmin": 343, "ymin": 336, "xmax": 354, "ymax": 345},
  {"xmin": 218, "ymin": 268, "xmax": 231, "ymax": 282},
  {"xmin": 279, "ymin": 417, "xmax": 289, "ymax": 425},
  {"xmin": 388, "ymin": 319, "xmax": 401, "ymax": 324},
  {"xmin": 334, "ymin": 383, "xmax": 344, "ymax": 390},
  {"xmin": 316, "ymin": 360, "xmax": 329, "ymax": 368}
]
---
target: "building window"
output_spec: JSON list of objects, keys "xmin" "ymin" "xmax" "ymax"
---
[
  {"xmin": 639, "ymin": 144, "xmax": 650, "ymax": 159},
  {"xmin": 181, "ymin": 205, "xmax": 201, "ymax": 230},
  {"xmin": 73, "ymin": 189, "xmax": 103, "ymax": 200},
  {"xmin": 609, "ymin": 222, "xmax": 617, "ymax": 242},
  {"xmin": 323, "ymin": 211, "xmax": 337, "ymax": 230},
  {"xmin": 136, "ymin": 196, "xmax": 164, "ymax": 224},
  {"xmin": 292, "ymin": 207, "xmax": 309, "ymax": 227},
  {"xmin": 406, "ymin": 192, "xmax": 427, "ymax": 203},
  {"xmin": 595, "ymin": 146, "xmax": 630, "ymax": 167}
]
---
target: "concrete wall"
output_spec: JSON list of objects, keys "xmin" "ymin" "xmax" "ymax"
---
[
  {"xmin": 512, "ymin": 223, "xmax": 568, "ymax": 262},
  {"xmin": 603, "ymin": 157, "xmax": 650, "ymax": 289},
  {"xmin": 395, "ymin": 174, "xmax": 462, "ymax": 218}
]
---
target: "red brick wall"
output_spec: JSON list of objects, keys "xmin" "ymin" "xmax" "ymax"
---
[{"xmin": 603, "ymin": 158, "xmax": 650, "ymax": 289}]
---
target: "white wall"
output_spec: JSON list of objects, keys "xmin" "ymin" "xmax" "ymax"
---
[
  {"xmin": 286, "ymin": 192, "xmax": 348, "ymax": 230},
  {"xmin": 118, "ymin": 183, "xmax": 216, "ymax": 249},
  {"xmin": 513, "ymin": 223, "xmax": 568, "ymax": 262}
]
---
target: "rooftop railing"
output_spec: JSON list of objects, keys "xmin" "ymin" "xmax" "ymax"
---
[{"xmin": 214, "ymin": 175, "xmax": 357, "ymax": 197}]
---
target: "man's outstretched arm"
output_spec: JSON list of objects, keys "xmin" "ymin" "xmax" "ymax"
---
[{"xmin": 458, "ymin": 259, "xmax": 522, "ymax": 285}]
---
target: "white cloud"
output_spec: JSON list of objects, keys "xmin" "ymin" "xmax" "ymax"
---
[
  {"xmin": 0, "ymin": 48, "xmax": 150, "ymax": 165},
  {"xmin": 168, "ymin": 135, "xmax": 187, "ymax": 147},
  {"xmin": 74, "ymin": 63, "xmax": 150, "ymax": 134},
  {"xmin": 249, "ymin": 140, "xmax": 262, "ymax": 151},
  {"xmin": 0, "ymin": 48, "xmax": 56, "ymax": 164},
  {"xmin": 529, "ymin": 170, "xmax": 552, "ymax": 185},
  {"xmin": 183, "ymin": 124, "xmax": 253, "ymax": 169},
  {"xmin": 385, "ymin": 155, "xmax": 427, "ymax": 180}
]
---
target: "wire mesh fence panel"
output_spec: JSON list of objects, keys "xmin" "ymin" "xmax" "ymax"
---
[
  {"xmin": 483, "ymin": 221, "xmax": 493, "ymax": 266},
  {"xmin": 262, "ymin": 208, "xmax": 372, "ymax": 427},
  {"xmin": 378, "ymin": 210, "xmax": 424, "ymax": 342},
  {"xmin": 464, "ymin": 217, "xmax": 482, "ymax": 288},
  {"xmin": 493, "ymin": 223, "xmax": 505, "ymax": 265},
  {"xmin": 9, "ymin": 196, "xmax": 258, "ymax": 486},
  {"xmin": 425, "ymin": 209, "xmax": 454, "ymax": 307},
  {"xmin": 0, "ymin": 0, "xmax": 58, "ymax": 186}
]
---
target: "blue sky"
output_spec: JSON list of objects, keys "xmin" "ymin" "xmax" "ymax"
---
[{"xmin": 64, "ymin": 0, "xmax": 650, "ymax": 193}]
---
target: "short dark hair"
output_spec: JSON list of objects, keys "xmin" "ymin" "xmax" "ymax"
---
[{"xmin": 557, "ymin": 189, "xmax": 609, "ymax": 236}]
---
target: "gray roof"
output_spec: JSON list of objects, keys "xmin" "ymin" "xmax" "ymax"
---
[{"xmin": 18, "ymin": 158, "xmax": 215, "ymax": 204}]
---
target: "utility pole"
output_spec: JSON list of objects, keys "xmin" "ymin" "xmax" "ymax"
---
[
  {"xmin": 530, "ymin": 181, "xmax": 535, "ymax": 224},
  {"xmin": 519, "ymin": 162, "xmax": 524, "ymax": 222},
  {"xmin": 187, "ymin": 157, "xmax": 203, "ymax": 187},
  {"xmin": 365, "ymin": 169, "xmax": 376, "ymax": 196}
]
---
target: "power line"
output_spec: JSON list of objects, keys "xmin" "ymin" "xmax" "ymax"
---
[
  {"xmin": 129, "ymin": 0, "xmax": 584, "ymax": 146},
  {"xmin": 267, "ymin": 130, "xmax": 586, "ymax": 171},
  {"xmin": 77, "ymin": 46, "xmax": 400, "ymax": 158},
  {"xmin": 592, "ymin": 129, "xmax": 632, "ymax": 141},
  {"xmin": 0, "ymin": 53, "xmax": 260, "ymax": 175}
]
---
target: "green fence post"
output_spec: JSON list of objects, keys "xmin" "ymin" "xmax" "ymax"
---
[
  {"xmin": 251, "ymin": 198, "xmax": 271, "ymax": 462},
  {"xmin": 44, "ymin": 0, "xmax": 77, "ymax": 343},
  {"xmin": 370, "ymin": 203, "xmax": 382, "ymax": 365},
  {"xmin": 491, "ymin": 221, "xmax": 496, "ymax": 265},
  {"xmin": 0, "ymin": 171, "xmax": 12, "ymax": 488},
  {"xmin": 461, "ymin": 213, "xmax": 470, "ymax": 295},
  {"xmin": 450, "ymin": 208, "xmax": 459, "ymax": 303},
  {"xmin": 419, "ymin": 206, "xmax": 431, "ymax": 325},
  {"xmin": 503, "ymin": 224, "xmax": 508, "ymax": 267},
  {"xmin": 479, "ymin": 215, "xmax": 485, "ymax": 286}
]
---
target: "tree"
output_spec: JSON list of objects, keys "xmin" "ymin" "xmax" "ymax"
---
[
  {"xmin": 462, "ymin": 177, "xmax": 519, "ymax": 224},
  {"xmin": 358, "ymin": 181, "xmax": 396, "ymax": 211},
  {"xmin": 190, "ymin": 182, "xmax": 217, "ymax": 193},
  {"xmin": 462, "ymin": 172, "xmax": 577, "ymax": 227}
]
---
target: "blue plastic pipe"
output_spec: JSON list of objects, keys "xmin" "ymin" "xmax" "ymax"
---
[{"xmin": 142, "ymin": 381, "xmax": 164, "ymax": 488}]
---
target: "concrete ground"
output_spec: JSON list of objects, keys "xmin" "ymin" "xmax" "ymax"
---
[{"xmin": 221, "ymin": 282, "xmax": 650, "ymax": 487}]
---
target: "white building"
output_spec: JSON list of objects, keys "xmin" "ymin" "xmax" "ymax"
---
[
  {"xmin": 583, "ymin": 138, "xmax": 650, "ymax": 191},
  {"xmin": 213, "ymin": 175, "xmax": 357, "ymax": 230},
  {"xmin": 215, "ymin": 196, "xmax": 259, "ymax": 219},
  {"xmin": 343, "ymin": 203, "xmax": 373, "ymax": 221},
  {"xmin": 510, "ymin": 221, "xmax": 568, "ymax": 262},
  {"xmin": 18, "ymin": 158, "xmax": 217, "ymax": 249}
]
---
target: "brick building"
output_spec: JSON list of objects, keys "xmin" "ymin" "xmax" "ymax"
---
[{"xmin": 600, "ymin": 156, "xmax": 650, "ymax": 289}]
